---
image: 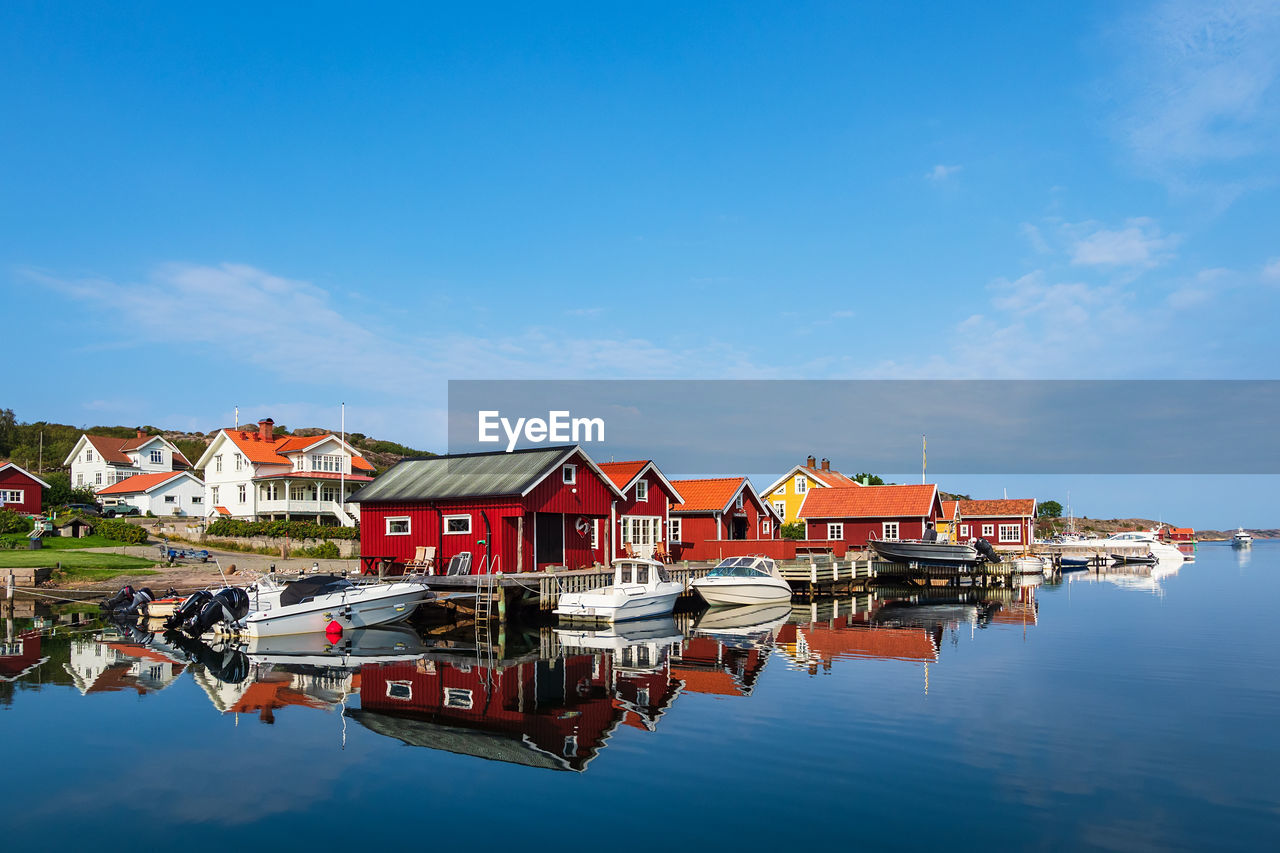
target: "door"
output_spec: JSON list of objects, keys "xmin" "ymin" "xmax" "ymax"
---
[
  {"xmin": 731, "ymin": 516, "xmax": 748, "ymax": 540},
  {"xmin": 622, "ymin": 516, "xmax": 660, "ymax": 558},
  {"xmin": 535, "ymin": 512, "xmax": 564, "ymax": 567}
]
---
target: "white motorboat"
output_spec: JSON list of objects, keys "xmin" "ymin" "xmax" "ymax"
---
[
  {"xmin": 1013, "ymin": 555, "xmax": 1049, "ymax": 575},
  {"xmin": 240, "ymin": 625, "xmax": 428, "ymax": 666},
  {"xmin": 1231, "ymin": 528, "xmax": 1254, "ymax": 548},
  {"xmin": 691, "ymin": 556, "xmax": 792, "ymax": 606},
  {"xmin": 1087, "ymin": 530, "xmax": 1186, "ymax": 564},
  {"xmin": 242, "ymin": 574, "xmax": 431, "ymax": 637},
  {"xmin": 554, "ymin": 558, "xmax": 682, "ymax": 623}
]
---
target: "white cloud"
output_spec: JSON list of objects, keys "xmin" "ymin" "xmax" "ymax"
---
[
  {"xmin": 926, "ymin": 164, "xmax": 962, "ymax": 181},
  {"xmin": 1020, "ymin": 223, "xmax": 1051, "ymax": 254},
  {"xmin": 1067, "ymin": 218, "xmax": 1178, "ymax": 267},
  {"xmin": 1263, "ymin": 257, "xmax": 1280, "ymax": 280}
]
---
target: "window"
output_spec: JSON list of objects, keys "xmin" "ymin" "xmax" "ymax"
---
[
  {"xmin": 669, "ymin": 517, "xmax": 681, "ymax": 542},
  {"xmin": 827, "ymin": 522, "xmax": 844, "ymax": 541},
  {"xmin": 999, "ymin": 524, "xmax": 1021, "ymax": 543},
  {"xmin": 982, "ymin": 523, "xmax": 995, "ymax": 537},
  {"xmin": 95, "ymin": 472, "xmax": 102, "ymax": 485},
  {"xmin": 214, "ymin": 455, "xmax": 222, "ymax": 473},
  {"xmin": 150, "ymin": 450, "xmax": 162, "ymax": 464},
  {"xmin": 85, "ymin": 449, "xmax": 94, "ymax": 462},
  {"xmin": 0, "ymin": 489, "xmax": 23, "ymax": 504},
  {"xmin": 290, "ymin": 487, "xmax": 308, "ymax": 501},
  {"xmin": 320, "ymin": 485, "xmax": 338, "ymax": 502},
  {"xmin": 636, "ymin": 564, "xmax": 649, "ymax": 584},
  {"xmin": 191, "ymin": 496, "xmax": 203, "ymax": 505},
  {"xmin": 591, "ymin": 519, "xmax": 599, "ymax": 549},
  {"xmin": 774, "ymin": 487, "xmax": 785, "ymax": 496},
  {"xmin": 444, "ymin": 688, "xmax": 473, "ymax": 709},
  {"xmin": 386, "ymin": 517, "xmax": 410, "ymax": 535},
  {"xmin": 386, "ymin": 681, "xmax": 413, "ymax": 701},
  {"xmin": 734, "ymin": 492, "xmax": 744, "ymax": 510},
  {"xmin": 883, "ymin": 522, "xmax": 900, "ymax": 540},
  {"xmin": 635, "ymin": 479, "xmax": 648, "ymax": 502},
  {"xmin": 761, "ymin": 518, "xmax": 771, "ymax": 536},
  {"xmin": 262, "ymin": 482, "xmax": 279, "ymax": 500},
  {"xmin": 444, "ymin": 515, "xmax": 471, "ymax": 535},
  {"xmin": 76, "ymin": 474, "xmax": 84, "ymax": 486},
  {"xmin": 564, "ymin": 736, "xmax": 578, "ymax": 758},
  {"xmin": 562, "ymin": 464, "xmax": 577, "ymax": 485},
  {"xmin": 773, "ymin": 501, "xmax": 786, "ymax": 521},
  {"xmin": 234, "ymin": 454, "xmax": 242, "ymax": 472},
  {"xmin": 960, "ymin": 524, "xmax": 970, "ymax": 538},
  {"xmin": 164, "ymin": 495, "xmax": 176, "ymax": 504},
  {"xmin": 795, "ymin": 476, "xmax": 807, "ymax": 494},
  {"xmin": 211, "ymin": 486, "xmax": 219, "ymax": 504},
  {"xmin": 238, "ymin": 484, "xmax": 247, "ymax": 503}
]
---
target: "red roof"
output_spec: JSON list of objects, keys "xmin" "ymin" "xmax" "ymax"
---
[
  {"xmin": 941, "ymin": 500, "xmax": 959, "ymax": 521},
  {"xmin": 598, "ymin": 461, "xmax": 649, "ymax": 491},
  {"xmin": 214, "ymin": 505, "xmax": 232, "ymax": 515},
  {"xmin": 252, "ymin": 471, "xmax": 373, "ymax": 482},
  {"xmin": 957, "ymin": 499, "xmax": 1036, "ymax": 518},
  {"xmin": 670, "ymin": 477, "xmax": 747, "ymax": 513},
  {"xmin": 809, "ymin": 468, "xmax": 861, "ymax": 488},
  {"xmin": 777, "ymin": 621, "xmax": 938, "ymax": 662},
  {"xmin": 97, "ymin": 471, "xmax": 189, "ymax": 495},
  {"xmin": 799, "ymin": 484, "xmax": 938, "ymax": 519},
  {"xmin": 222, "ymin": 430, "xmax": 373, "ymax": 471},
  {"xmin": 85, "ymin": 434, "xmax": 192, "ymax": 468}
]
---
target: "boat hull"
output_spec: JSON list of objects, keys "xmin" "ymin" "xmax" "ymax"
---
[
  {"xmin": 870, "ymin": 540, "xmax": 980, "ymax": 568},
  {"xmin": 554, "ymin": 587, "xmax": 681, "ymax": 623},
  {"xmin": 691, "ymin": 576, "xmax": 792, "ymax": 606},
  {"xmin": 242, "ymin": 584, "xmax": 429, "ymax": 637}
]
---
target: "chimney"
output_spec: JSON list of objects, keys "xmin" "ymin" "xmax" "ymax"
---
[
  {"xmin": 821, "ymin": 458, "xmax": 830, "ymax": 471},
  {"xmin": 136, "ymin": 429, "xmax": 146, "ymax": 439},
  {"xmin": 806, "ymin": 455, "xmax": 816, "ymax": 469},
  {"xmin": 258, "ymin": 418, "xmax": 274, "ymax": 442}
]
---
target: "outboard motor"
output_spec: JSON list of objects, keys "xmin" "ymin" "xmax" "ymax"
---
[
  {"xmin": 165, "ymin": 590, "xmax": 213, "ymax": 631},
  {"xmin": 973, "ymin": 537, "xmax": 1000, "ymax": 564},
  {"xmin": 100, "ymin": 585, "xmax": 135, "ymax": 611},
  {"xmin": 123, "ymin": 587, "xmax": 155, "ymax": 616},
  {"xmin": 182, "ymin": 587, "xmax": 251, "ymax": 636}
]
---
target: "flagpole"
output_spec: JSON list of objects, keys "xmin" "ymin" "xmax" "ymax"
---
[
  {"xmin": 922, "ymin": 434, "xmax": 927, "ymax": 484},
  {"xmin": 340, "ymin": 402, "xmax": 346, "ymax": 522}
]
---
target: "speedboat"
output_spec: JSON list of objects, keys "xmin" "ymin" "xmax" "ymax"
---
[
  {"xmin": 1231, "ymin": 528, "xmax": 1253, "ymax": 548},
  {"xmin": 691, "ymin": 556, "xmax": 792, "ymax": 606},
  {"xmin": 239, "ymin": 625, "xmax": 427, "ymax": 666},
  {"xmin": 1110, "ymin": 552, "xmax": 1158, "ymax": 566},
  {"xmin": 869, "ymin": 537, "xmax": 997, "ymax": 568},
  {"xmin": 554, "ymin": 558, "xmax": 683, "ymax": 623},
  {"xmin": 242, "ymin": 574, "xmax": 432, "ymax": 637},
  {"xmin": 1091, "ymin": 530, "xmax": 1186, "ymax": 564}
]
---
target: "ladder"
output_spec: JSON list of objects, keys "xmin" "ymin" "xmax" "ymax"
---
[{"xmin": 473, "ymin": 555, "xmax": 499, "ymax": 687}]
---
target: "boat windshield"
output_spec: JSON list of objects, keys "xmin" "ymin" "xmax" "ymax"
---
[{"xmin": 708, "ymin": 556, "xmax": 773, "ymax": 578}]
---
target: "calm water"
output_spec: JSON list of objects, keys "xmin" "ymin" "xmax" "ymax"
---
[{"xmin": 2, "ymin": 544, "xmax": 1277, "ymax": 851}]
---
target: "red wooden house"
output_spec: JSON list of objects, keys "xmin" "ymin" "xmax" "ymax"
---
[
  {"xmin": 597, "ymin": 460, "xmax": 683, "ymax": 561},
  {"xmin": 797, "ymin": 483, "xmax": 943, "ymax": 554},
  {"xmin": 349, "ymin": 445, "xmax": 624, "ymax": 575},
  {"xmin": 667, "ymin": 477, "xmax": 781, "ymax": 562},
  {"xmin": 954, "ymin": 498, "xmax": 1037, "ymax": 547},
  {"xmin": 0, "ymin": 462, "xmax": 49, "ymax": 515}
]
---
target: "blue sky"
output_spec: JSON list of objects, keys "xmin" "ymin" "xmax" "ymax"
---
[{"xmin": 2, "ymin": 1, "xmax": 1277, "ymax": 526}]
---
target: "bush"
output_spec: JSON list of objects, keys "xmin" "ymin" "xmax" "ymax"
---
[
  {"xmin": 780, "ymin": 521, "xmax": 807, "ymax": 540},
  {"xmin": 295, "ymin": 541, "xmax": 341, "ymax": 559},
  {"xmin": 205, "ymin": 518, "xmax": 359, "ymax": 540},
  {"xmin": 0, "ymin": 509, "xmax": 34, "ymax": 535},
  {"xmin": 94, "ymin": 518, "xmax": 149, "ymax": 544}
]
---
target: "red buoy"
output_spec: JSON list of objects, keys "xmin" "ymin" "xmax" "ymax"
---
[{"xmin": 325, "ymin": 620, "xmax": 343, "ymax": 640}]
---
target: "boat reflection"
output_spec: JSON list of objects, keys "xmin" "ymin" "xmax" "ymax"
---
[{"xmin": 1066, "ymin": 562, "xmax": 1182, "ymax": 596}]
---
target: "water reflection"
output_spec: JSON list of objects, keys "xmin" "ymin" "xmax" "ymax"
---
[{"xmin": 1064, "ymin": 562, "xmax": 1183, "ymax": 597}]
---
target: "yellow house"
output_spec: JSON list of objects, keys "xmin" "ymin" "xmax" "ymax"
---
[
  {"xmin": 762, "ymin": 457, "xmax": 863, "ymax": 524},
  {"xmin": 937, "ymin": 500, "xmax": 959, "ymax": 542}
]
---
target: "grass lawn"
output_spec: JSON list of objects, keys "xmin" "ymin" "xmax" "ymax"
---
[
  {"xmin": 0, "ymin": 534, "xmax": 138, "ymax": 551},
  {"xmin": 0, "ymin": 549, "xmax": 158, "ymax": 573}
]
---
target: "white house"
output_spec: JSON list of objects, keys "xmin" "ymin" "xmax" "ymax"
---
[
  {"xmin": 96, "ymin": 471, "xmax": 207, "ymax": 517},
  {"xmin": 193, "ymin": 418, "xmax": 373, "ymax": 526},
  {"xmin": 63, "ymin": 431, "xmax": 193, "ymax": 493}
]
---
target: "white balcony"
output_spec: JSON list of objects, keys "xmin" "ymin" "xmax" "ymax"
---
[{"xmin": 256, "ymin": 499, "xmax": 355, "ymax": 525}]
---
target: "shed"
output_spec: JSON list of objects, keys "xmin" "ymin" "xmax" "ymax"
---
[
  {"xmin": 0, "ymin": 462, "xmax": 50, "ymax": 515},
  {"xmin": 54, "ymin": 516, "xmax": 96, "ymax": 538},
  {"xmin": 798, "ymin": 483, "xmax": 943, "ymax": 554}
]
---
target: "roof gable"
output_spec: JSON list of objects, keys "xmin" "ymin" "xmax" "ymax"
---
[
  {"xmin": 798, "ymin": 484, "xmax": 940, "ymax": 519},
  {"xmin": 0, "ymin": 462, "xmax": 51, "ymax": 490},
  {"xmin": 763, "ymin": 464, "xmax": 864, "ymax": 495},
  {"xmin": 598, "ymin": 460, "xmax": 684, "ymax": 504}
]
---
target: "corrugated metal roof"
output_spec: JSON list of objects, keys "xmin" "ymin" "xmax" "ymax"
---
[{"xmin": 347, "ymin": 445, "xmax": 578, "ymax": 503}]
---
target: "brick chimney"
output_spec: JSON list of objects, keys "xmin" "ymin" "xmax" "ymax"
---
[
  {"xmin": 806, "ymin": 455, "xmax": 816, "ymax": 469},
  {"xmin": 258, "ymin": 418, "xmax": 274, "ymax": 442},
  {"xmin": 821, "ymin": 458, "xmax": 830, "ymax": 471},
  {"xmin": 136, "ymin": 429, "xmax": 146, "ymax": 439}
]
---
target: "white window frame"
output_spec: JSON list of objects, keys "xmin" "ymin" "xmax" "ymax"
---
[
  {"xmin": 76, "ymin": 474, "xmax": 84, "ymax": 486},
  {"xmin": 444, "ymin": 514, "xmax": 471, "ymax": 535},
  {"xmin": 0, "ymin": 489, "xmax": 23, "ymax": 504},
  {"xmin": 562, "ymin": 464, "xmax": 577, "ymax": 485},
  {"xmin": 883, "ymin": 521, "xmax": 900, "ymax": 541},
  {"xmin": 960, "ymin": 524, "xmax": 970, "ymax": 538},
  {"xmin": 149, "ymin": 449, "xmax": 163, "ymax": 464},
  {"xmin": 238, "ymin": 484, "xmax": 247, "ymax": 503},
  {"xmin": 211, "ymin": 486, "xmax": 220, "ymax": 504},
  {"xmin": 191, "ymin": 496, "xmax": 203, "ymax": 505},
  {"xmin": 386, "ymin": 680, "xmax": 413, "ymax": 701},
  {"xmin": 794, "ymin": 476, "xmax": 807, "ymax": 494},
  {"xmin": 385, "ymin": 516, "xmax": 411, "ymax": 536},
  {"xmin": 982, "ymin": 523, "xmax": 995, "ymax": 537},
  {"xmin": 164, "ymin": 495, "xmax": 176, "ymax": 504},
  {"xmin": 999, "ymin": 523, "xmax": 1021, "ymax": 543},
  {"xmin": 635, "ymin": 479, "xmax": 648, "ymax": 502},
  {"xmin": 761, "ymin": 518, "xmax": 771, "ymax": 536},
  {"xmin": 773, "ymin": 500, "xmax": 786, "ymax": 521},
  {"xmin": 85, "ymin": 449, "xmax": 94, "ymax": 462},
  {"xmin": 444, "ymin": 687, "xmax": 473, "ymax": 709},
  {"xmin": 95, "ymin": 472, "xmax": 102, "ymax": 485},
  {"xmin": 591, "ymin": 518, "xmax": 599, "ymax": 550},
  {"xmin": 214, "ymin": 454, "xmax": 222, "ymax": 473},
  {"xmin": 735, "ymin": 492, "xmax": 744, "ymax": 510},
  {"xmin": 827, "ymin": 522, "xmax": 844, "ymax": 541},
  {"xmin": 668, "ymin": 517, "xmax": 681, "ymax": 542}
]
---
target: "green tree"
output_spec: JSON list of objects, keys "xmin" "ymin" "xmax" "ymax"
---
[
  {"xmin": 0, "ymin": 407, "xmax": 16, "ymax": 457},
  {"xmin": 780, "ymin": 521, "xmax": 806, "ymax": 540},
  {"xmin": 1038, "ymin": 500, "xmax": 1063, "ymax": 518},
  {"xmin": 852, "ymin": 472, "xmax": 884, "ymax": 486},
  {"xmin": 42, "ymin": 472, "xmax": 97, "ymax": 509}
]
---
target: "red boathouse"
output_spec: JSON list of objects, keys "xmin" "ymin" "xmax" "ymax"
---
[
  {"xmin": 954, "ymin": 498, "xmax": 1037, "ymax": 547},
  {"xmin": 667, "ymin": 477, "xmax": 781, "ymax": 562},
  {"xmin": 798, "ymin": 483, "xmax": 943, "ymax": 552},
  {"xmin": 349, "ymin": 445, "xmax": 624, "ymax": 575},
  {"xmin": 0, "ymin": 463, "xmax": 50, "ymax": 515},
  {"xmin": 597, "ymin": 460, "xmax": 684, "ymax": 561}
]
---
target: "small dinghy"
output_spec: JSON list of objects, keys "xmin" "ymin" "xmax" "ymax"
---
[
  {"xmin": 1110, "ymin": 552, "xmax": 1159, "ymax": 566},
  {"xmin": 1060, "ymin": 556, "xmax": 1091, "ymax": 571}
]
